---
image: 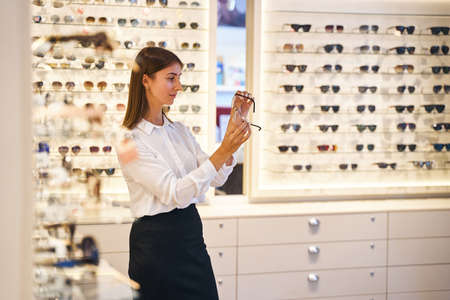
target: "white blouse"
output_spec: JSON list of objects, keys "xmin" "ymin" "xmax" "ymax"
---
[{"xmin": 119, "ymin": 116, "xmax": 237, "ymax": 218}]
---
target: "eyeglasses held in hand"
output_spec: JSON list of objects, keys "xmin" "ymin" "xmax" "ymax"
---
[
  {"xmin": 284, "ymin": 64, "xmax": 307, "ymax": 72},
  {"xmin": 280, "ymin": 85, "xmax": 304, "ymax": 93},
  {"xmin": 358, "ymin": 86, "xmax": 377, "ymax": 94},
  {"xmin": 374, "ymin": 162, "xmax": 397, "ymax": 169},
  {"xmin": 286, "ymin": 104, "xmax": 305, "ymax": 112},
  {"xmin": 323, "ymin": 44, "xmax": 343, "ymax": 53},
  {"xmin": 397, "ymin": 144, "xmax": 416, "ymax": 152},
  {"xmin": 431, "ymin": 66, "xmax": 449, "ymax": 74},
  {"xmin": 429, "ymin": 26, "xmax": 449, "ymax": 35},
  {"xmin": 281, "ymin": 123, "xmax": 301, "ymax": 133},
  {"xmin": 359, "ymin": 25, "xmax": 379, "ymax": 33},
  {"xmin": 318, "ymin": 124, "xmax": 339, "ymax": 132},
  {"xmin": 394, "ymin": 64, "xmax": 414, "ymax": 73},
  {"xmin": 389, "ymin": 46, "xmax": 415, "ymax": 55},
  {"xmin": 423, "ymin": 104, "xmax": 445, "ymax": 113},
  {"xmin": 430, "ymin": 45, "xmax": 449, "ymax": 55},
  {"xmin": 278, "ymin": 145, "xmax": 299, "ymax": 153},
  {"xmin": 355, "ymin": 124, "xmax": 377, "ymax": 132},
  {"xmin": 320, "ymin": 105, "xmax": 339, "ymax": 113},
  {"xmin": 356, "ymin": 105, "xmax": 376, "ymax": 113},
  {"xmin": 339, "ymin": 163, "xmax": 358, "ymax": 170},
  {"xmin": 322, "ymin": 64, "xmax": 342, "ymax": 72},
  {"xmin": 393, "ymin": 105, "xmax": 414, "ymax": 113},
  {"xmin": 319, "ymin": 85, "xmax": 340, "ymax": 93},
  {"xmin": 432, "ymin": 123, "xmax": 450, "ymax": 131},
  {"xmin": 282, "ymin": 43, "xmax": 304, "ymax": 53},
  {"xmin": 293, "ymin": 164, "xmax": 312, "ymax": 171},
  {"xmin": 356, "ymin": 144, "xmax": 374, "ymax": 152},
  {"xmin": 397, "ymin": 123, "xmax": 416, "ymax": 131},
  {"xmin": 325, "ymin": 25, "xmax": 344, "ymax": 33},
  {"xmin": 359, "ymin": 65, "xmax": 379, "ymax": 73},
  {"xmin": 397, "ymin": 85, "xmax": 415, "ymax": 94}
]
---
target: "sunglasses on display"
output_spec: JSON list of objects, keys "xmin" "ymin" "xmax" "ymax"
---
[
  {"xmin": 431, "ymin": 66, "xmax": 450, "ymax": 74},
  {"xmin": 356, "ymin": 144, "xmax": 375, "ymax": 151},
  {"xmin": 181, "ymin": 84, "xmax": 200, "ymax": 92},
  {"xmin": 429, "ymin": 26, "xmax": 449, "ymax": 35},
  {"xmin": 181, "ymin": 42, "xmax": 201, "ymax": 50},
  {"xmin": 389, "ymin": 46, "xmax": 415, "ymax": 55},
  {"xmin": 423, "ymin": 104, "xmax": 445, "ymax": 113},
  {"xmin": 284, "ymin": 64, "xmax": 307, "ymax": 72},
  {"xmin": 191, "ymin": 126, "xmax": 201, "ymax": 134},
  {"xmin": 318, "ymin": 124, "xmax": 339, "ymax": 132},
  {"xmin": 82, "ymin": 57, "xmax": 106, "ymax": 70},
  {"xmin": 146, "ymin": 0, "xmax": 168, "ymax": 6},
  {"xmin": 411, "ymin": 160, "xmax": 433, "ymax": 169},
  {"xmin": 356, "ymin": 105, "xmax": 376, "ymax": 113},
  {"xmin": 394, "ymin": 64, "xmax": 414, "ymax": 73},
  {"xmin": 117, "ymin": 18, "xmax": 142, "ymax": 27},
  {"xmin": 432, "ymin": 123, "xmax": 450, "ymax": 131},
  {"xmin": 325, "ymin": 25, "xmax": 344, "ymax": 33},
  {"xmin": 430, "ymin": 45, "xmax": 449, "ymax": 55},
  {"xmin": 281, "ymin": 123, "xmax": 301, "ymax": 133},
  {"xmin": 184, "ymin": 63, "xmax": 195, "ymax": 71},
  {"xmin": 32, "ymin": 0, "xmax": 65, "ymax": 8},
  {"xmin": 278, "ymin": 145, "xmax": 299, "ymax": 153},
  {"xmin": 178, "ymin": 22, "xmax": 199, "ymax": 29},
  {"xmin": 323, "ymin": 44, "xmax": 343, "ymax": 53},
  {"xmin": 282, "ymin": 43, "xmax": 304, "ymax": 52},
  {"xmin": 355, "ymin": 124, "xmax": 377, "ymax": 132},
  {"xmin": 286, "ymin": 24, "xmax": 311, "ymax": 32},
  {"xmin": 397, "ymin": 122, "xmax": 416, "ymax": 131},
  {"xmin": 359, "ymin": 65, "xmax": 380, "ymax": 73},
  {"xmin": 83, "ymin": 81, "xmax": 108, "ymax": 92},
  {"xmin": 397, "ymin": 85, "xmax": 415, "ymax": 94},
  {"xmin": 146, "ymin": 41, "xmax": 168, "ymax": 48},
  {"xmin": 432, "ymin": 143, "xmax": 450, "ymax": 152},
  {"xmin": 293, "ymin": 164, "xmax": 312, "ymax": 171},
  {"xmin": 317, "ymin": 144, "xmax": 337, "ymax": 152},
  {"xmin": 393, "ymin": 105, "xmax": 415, "ymax": 113},
  {"xmin": 57, "ymin": 145, "xmax": 81, "ymax": 156},
  {"xmin": 358, "ymin": 86, "xmax": 377, "ymax": 94},
  {"xmin": 178, "ymin": 1, "xmax": 201, "ymax": 7},
  {"xmin": 322, "ymin": 64, "xmax": 342, "ymax": 72},
  {"xmin": 359, "ymin": 25, "xmax": 379, "ymax": 33},
  {"xmin": 144, "ymin": 19, "xmax": 169, "ymax": 27},
  {"xmin": 433, "ymin": 85, "xmax": 450, "ymax": 94},
  {"xmin": 179, "ymin": 104, "xmax": 201, "ymax": 113},
  {"xmin": 89, "ymin": 146, "xmax": 113, "ymax": 153},
  {"xmin": 280, "ymin": 85, "xmax": 304, "ymax": 93},
  {"xmin": 397, "ymin": 144, "xmax": 416, "ymax": 152},
  {"xmin": 85, "ymin": 16, "xmax": 112, "ymax": 25},
  {"xmin": 93, "ymin": 168, "xmax": 116, "ymax": 176},
  {"xmin": 357, "ymin": 45, "xmax": 381, "ymax": 54},
  {"xmin": 320, "ymin": 105, "xmax": 340, "ymax": 113},
  {"xmin": 390, "ymin": 25, "xmax": 415, "ymax": 35},
  {"xmin": 319, "ymin": 85, "xmax": 340, "ymax": 93},
  {"xmin": 84, "ymin": 103, "xmax": 108, "ymax": 112},
  {"xmin": 286, "ymin": 104, "xmax": 305, "ymax": 112},
  {"xmin": 374, "ymin": 162, "xmax": 397, "ymax": 169},
  {"xmin": 339, "ymin": 163, "xmax": 358, "ymax": 170}
]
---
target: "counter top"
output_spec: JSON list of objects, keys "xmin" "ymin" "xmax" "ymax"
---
[{"xmin": 75, "ymin": 196, "xmax": 450, "ymax": 224}]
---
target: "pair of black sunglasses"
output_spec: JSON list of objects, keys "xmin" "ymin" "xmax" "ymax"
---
[
  {"xmin": 280, "ymin": 85, "xmax": 304, "ymax": 93},
  {"xmin": 284, "ymin": 64, "xmax": 307, "ymax": 72},
  {"xmin": 397, "ymin": 85, "xmax": 415, "ymax": 94},
  {"xmin": 430, "ymin": 26, "xmax": 449, "ymax": 35},
  {"xmin": 423, "ymin": 104, "xmax": 445, "ymax": 113},
  {"xmin": 394, "ymin": 105, "xmax": 414, "ymax": 113},
  {"xmin": 278, "ymin": 145, "xmax": 299, "ymax": 153},
  {"xmin": 320, "ymin": 105, "xmax": 339, "ymax": 113},
  {"xmin": 288, "ymin": 24, "xmax": 311, "ymax": 32},
  {"xmin": 339, "ymin": 163, "xmax": 358, "ymax": 170},
  {"xmin": 320, "ymin": 85, "xmax": 340, "ymax": 93},
  {"xmin": 177, "ymin": 22, "xmax": 199, "ymax": 29},
  {"xmin": 359, "ymin": 65, "xmax": 380, "ymax": 73},
  {"xmin": 397, "ymin": 144, "xmax": 416, "ymax": 152},
  {"xmin": 318, "ymin": 124, "xmax": 339, "ymax": 132},
  {"xmin": 430, "ymin": 45, "xmax": 449, "ymax": 55},
  {"xmin": 324, "ymin": 44, "xmax": 343, "ymax": 53},
  {"xmin": 431, "ymin": 66, "xmax": 450, "ymax": 74},
  {"xmin": 356, "ymin": 124, "xmax": 377, "ymax": 132},
  {"xmin": 356, "ymin": 144, "xmax": 374, "ymax": 151},
  {"xmin": 322, "ymin": 64, "xmax": 342, "ymax": 72},
  {"xmin": 357, "ymin": 105, "xmax": 376, "ymax": 113},
  {"xmin": 286, "ymin": 104, "xmax": 305, "ymax": 112},
  {"xmin": 359, "ymin": 25, "xmax": 379, "ymax": 33},
  {"xmin": 397, "ymin": 123, "xmax": 416, "ymax": 131},
  {"xmin": 432, "ymin": 143, "xmax": 450, "ymax": 152},
  {"xmin": 433, "ymin": 85, "xmax": 450, "ymax": 94},
  {"xmin": 358, "ymin": 86, "xmax": 377, "ymax": 94},
  {"xmin": 389, "ymin": 46, "xmax": 415, "ymax": 55},
  {"xmin": 394, "ymin": 25, "xmax": 415, "ymax": 34},
  {"xmin": 325, "ymin": 25, "xmax": 344, "ymax": 33},
  {"xmin": 293, "ymin": 164, "xmax": 312, "ymax": 171},
  {"xmin": 432, "ymin": 123, "xmax": 450, "ymax": 131},
  {"xmin": 375, "ymin": 162, "xmax": 397, "ymax": 169},
  {"xmin": 358, "ymin": 45, "xmax": 381, "ymax": 53},
  {"xmin": 281, "ymin": 123, "xmax": 301, "ymax": 132}
]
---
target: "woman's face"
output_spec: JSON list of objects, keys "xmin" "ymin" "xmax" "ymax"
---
[{"xmin": 143, "ymin": 63, "xmax": 183, "ymax": 107}]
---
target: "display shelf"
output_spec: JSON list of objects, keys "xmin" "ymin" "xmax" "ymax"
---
[{"xmin": 246, "ymin": 0, "xmax": 450, "ymax": 202}]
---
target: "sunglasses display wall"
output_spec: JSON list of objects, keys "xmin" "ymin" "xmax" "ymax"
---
[{"xmin": 247, "ymin": 2, "xmax": 450, "ymax": 201}]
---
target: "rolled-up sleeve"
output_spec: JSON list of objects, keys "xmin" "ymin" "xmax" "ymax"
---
[{"xmin": 122, "ymin": 140, "xmax": 219, "ymax": 207}]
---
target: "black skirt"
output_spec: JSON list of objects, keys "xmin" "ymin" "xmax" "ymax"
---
[{"xmin": 129, "ymin": 204, "xmax": 219, "ymax": 300}]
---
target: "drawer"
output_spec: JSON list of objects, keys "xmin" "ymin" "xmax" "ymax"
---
[
  {"xmin": 238, "ymin": 240, "xmax": 386, "ymax": 274},
  {"xmin": 209, "ymin": 247, "xmax": 237, "ymax": 276},
  {"xmin": 298, "ymin": 295, "xmax": 386, "ymax": 300},
  {"xmin": 237, "ymin": 267, "xmax": 386, "ymax": 300},
  {"xmin": 216, "ymin": 275, "xmax": 236, "ymax": 300},
  {"xmin": 388, "ymin": 264, "xmax": 450, "ymax": 293},
  {"xmin": 238, "ymin": 213, "xmax": 387, "ymax": 245},
  {"xmin": 102, "ymin": 252, "xmax": 129, "ymax": 276},
  {"xmin": 388, "ymin": 290, "xmax": 450, "ymax": 300},
  {"xmin": 77, "ymin": 223, "xmax": 131, "ymax": 253},
  {"xmin": 389, "ymin": 237, "xmax": 450, "ymax": 266},
  {"xmin": 389, "ymin": 211, "xmax": 450, "ymax": 239},
  {"xmin": 203, "ymin": 218, "xmax": 237, "ymax": 247}
]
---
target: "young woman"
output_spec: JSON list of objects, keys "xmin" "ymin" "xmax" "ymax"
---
[{"xmin": 119, "ymin": 47, "xmax": 251, "ymax": 299}]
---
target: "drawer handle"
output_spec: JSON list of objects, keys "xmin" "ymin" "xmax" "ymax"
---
[
  {"xmin": 219, "ymin": 223, "xmax": 224, "ymax": 229},
  {"xmin": 308, "ymin": 246, "xmax": 320, "ymax": 255},
  {"xmin": 217, "ymin": 279, "xmax": 223, "ymax": 285},
  {"xmin": 308, "ymin": 218, "xmax": 320, "ymax": 228},
  {"xmin": 307, "ymin": 273, "xmax": 319, "ymax": 282},
  {"xmin": 218, "ymin": 252, "xmax": 223, "ymax": 257}
]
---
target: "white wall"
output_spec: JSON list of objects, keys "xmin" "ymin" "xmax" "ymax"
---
[{"xmin": 0, "ymin": 2, "xmax": 33, "ymax": 300}]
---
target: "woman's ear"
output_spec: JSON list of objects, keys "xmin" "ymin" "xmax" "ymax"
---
[{"xmin": 142, "ymin": 74, "xmax": 150, "ymax": 89}]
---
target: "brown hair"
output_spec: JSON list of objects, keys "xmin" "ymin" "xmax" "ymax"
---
[{"xmin": 122, "ymin": 47, "xmax": 183, "ymax": 129}]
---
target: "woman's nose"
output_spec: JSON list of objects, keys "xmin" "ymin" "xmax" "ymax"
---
[{"xmin": 175, "ymin": 79, "xmax": 183, "ymax": 91}]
